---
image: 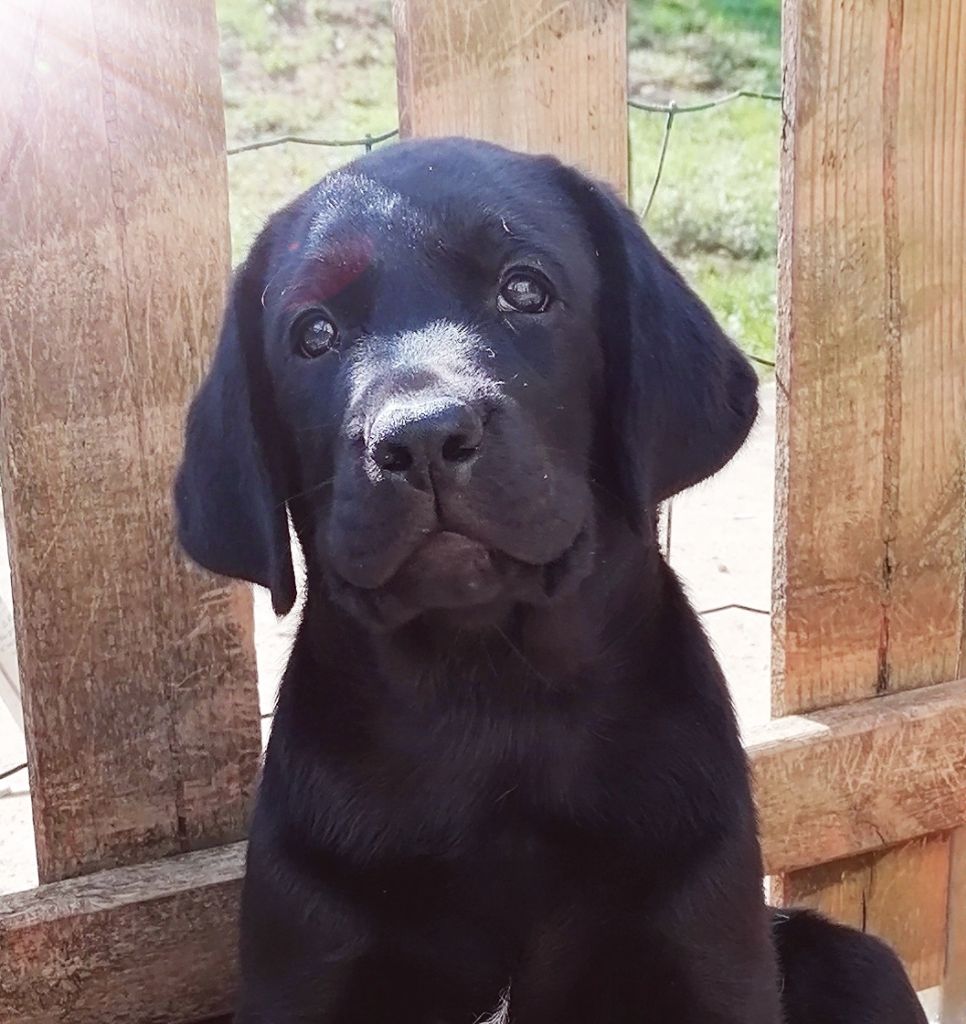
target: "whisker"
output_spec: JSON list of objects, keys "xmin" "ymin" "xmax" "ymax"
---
[
  {"xmin": 293, "ymin": 421, "xmax": 335, "ymax": 435},
  {"xmin": 278, "ymin": 476, "xmax": 335, "ymax": 507},
  {"xmin": 596, "ymin": 607, "xmax": 652, "ymax": 662},
  {"xmin": 494, "ymin": 625, "xmax": 550, "ymax": 686}
]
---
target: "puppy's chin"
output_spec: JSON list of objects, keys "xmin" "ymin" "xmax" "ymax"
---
[{"xmin": 326, "ymin": 525, "xmax": 595, "ymax": 633}]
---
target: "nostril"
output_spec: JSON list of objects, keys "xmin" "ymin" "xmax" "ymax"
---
[
  {"xmin": 441, "ymin": 433, "xmax": 480, "ymax": 464},
  {"xmin": 369, "ymin": 400, "xmax": 486, "ymax": 477},
  {"xmin": 375, "ymin": 442, "xmax": 414, "ymax": 474}
]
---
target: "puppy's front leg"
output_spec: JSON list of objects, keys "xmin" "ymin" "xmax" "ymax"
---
[
  {"xmin": 510, "ymin": 888, "xmax": 784, "ymax": 1024},
  {"xmin": 236, "ymin": 850, "xmax": 507, "ymax": 1024},
  {"xmin": 235, "ymin": 897, "xmax": 438, "ymax": 1024},
  {"xmin": 235, "ymin": 864, "xmax": 375, "ymax": 1024}
]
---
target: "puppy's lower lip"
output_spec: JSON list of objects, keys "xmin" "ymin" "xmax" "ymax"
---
[{"xmin": 390, "ymin": 531, "xmax": 503, "ymax": 609}]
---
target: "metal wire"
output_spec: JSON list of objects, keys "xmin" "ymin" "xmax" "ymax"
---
[
  {"xmin": 2, "ymin": 715, "xmax": 277, "ymax": 779},
  {"xmin": 632, "ymin": 90, "xmax": 779, "ymax": 373},
  {"xmin": 698, "ymin": 603, "xmax": 770, "ymax": 616},
  {"xmin": 227, "ymin": 127, "xmax": 399, "ymax": 156},
  {"xmin": 627, "ymin": 88, "xmax": 781, "ymax": 115},
  {"xmin": 225, "ymin": 90, "xmax": 781, "ymax": 158},
  {"xmin": 641, "ymin": 102, "xmax": 676, "ymax": 222},
  {"xmin": 0, "ymin": 761, "xmax": 26, "ymax": 782}
]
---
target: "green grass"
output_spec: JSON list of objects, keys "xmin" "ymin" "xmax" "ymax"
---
[
  {"xmin": 626, "ymin": 0, "xmax": 780, "ymax": 364},
  {"xmin": 216, "ymin": 0, "xmax": 781, "ymax": 364},
  {"xmin": 628, "ymin": 0, "xmax": 780, "ymax": 90},
  {"xmin": 628, "ymin": 96, "xmax": 780, "ymax": 364},
  {"xmin": 218, "ymin": 0, "xmax": 397, "ymax": 260}
]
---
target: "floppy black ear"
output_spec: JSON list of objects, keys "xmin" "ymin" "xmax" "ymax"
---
[
  {"xmin": 174, "ymin": 241, "xmax": 297, "ymax": 615},
  {"xmin": 557, "ymin": 167, "xmax": 758, "ymax": 518}
]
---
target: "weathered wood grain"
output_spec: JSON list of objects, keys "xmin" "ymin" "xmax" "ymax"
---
[
  {"xmin": 0, "ymin": 843, "xmax": 245, "ymax": 1024},
  {"xmin": 750, "ymin": 677, "xmax": 966, "ymax": 874},
  {"xmin": 774, "ymin": 0, "xmax": 966, "ymax": 713},
  {"xmin": 775, "ymin": 834, "xmax": 951, "ymax": 991},
  {"xmin": 943, "ymin": 827, "xmax": 966, "ymax": 1021},
  {"xmin": 392, "ymin": 0, "xmax": 628, "ymax": 194},
  {"xmin": 774, "ymin": 0, "xmax": 966, "ymax": 992},
  {"xmin": 0, "ymin": 0, "xmax": 260, "ymax": 882}
]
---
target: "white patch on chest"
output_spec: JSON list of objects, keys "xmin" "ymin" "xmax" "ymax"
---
[{"xmin": 476, "ymin": 986, "xmax": 510, "ymax": 1024}]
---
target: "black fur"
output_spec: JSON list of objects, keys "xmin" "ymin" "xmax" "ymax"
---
[
  {"xmin": 175, "ymin": 138, "xmax": 925, "ymax": 1023},
  {"xmin": 775, "ymin": 910, "xmax": 926, "ymax": 1023}
]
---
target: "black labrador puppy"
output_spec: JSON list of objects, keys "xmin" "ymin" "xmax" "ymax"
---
[{"xmin": 175, "ymin": 138, "xmax": 924, "ymax": 1024}]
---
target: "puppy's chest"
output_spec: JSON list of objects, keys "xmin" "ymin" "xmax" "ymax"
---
[
  {"xmin": 319, "ymin": 707, "xmax": 634, "ymax": 926},
  {"xmin": 361, "ymin": 798, "xmax": 591, "ymax": 941},
  {"xmin": 378, "ymin": 704, "xmax": 603, "ymax": 827}
]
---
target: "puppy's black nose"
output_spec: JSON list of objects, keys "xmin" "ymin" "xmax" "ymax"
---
[{"xmin": 370, "ymin": 400, "xmax": 484, "ymax": 479}]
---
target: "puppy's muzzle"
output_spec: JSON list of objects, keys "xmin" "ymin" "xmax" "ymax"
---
[{"xmin": 368, "ymin": 397, "xmax": 485, "ymax": 489}]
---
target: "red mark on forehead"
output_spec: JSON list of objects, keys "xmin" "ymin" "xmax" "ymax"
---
[{"xmin": 286, "ymin": 233, "xmax": 376, "ymax": 309}]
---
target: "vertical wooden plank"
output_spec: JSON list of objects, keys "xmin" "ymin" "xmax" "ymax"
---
[
  {"xmin": 775, "ymin": 0, "xmax": 966, "ymax": 712},
  {"xmin": 943, "ymin": 827, "xmax": 966, "ymax": 1022},
  {"xmin": 775, "ymin": 0, "xmax": 966, "ymax": 992},
  {"xmin": 0, "ymin": 0, "xmax": 260, "ymax": 882},
  {"xmin": 392, "ymin": 0, "xmax": 628, "ymax": 195},
  {"xmin": 887, "ymin": 0, "xmax": 966, "ymax": 693},
  {"xmin": 773, "ymin": 0, "xmax": 886, "ymax": 713}
]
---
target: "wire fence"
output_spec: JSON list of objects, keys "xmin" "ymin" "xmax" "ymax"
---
[
  {"xmin": 0, "ymin": 88, "xmax": 780, "ymax": 785},
  {"xmin": 224, "ymin": 90, "xmax": 780, "ymax": 369}
]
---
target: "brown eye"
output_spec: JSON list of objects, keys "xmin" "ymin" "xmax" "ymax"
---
[
  {"xmin": 295, "ymin": 312, "xmax": 338, "ymax": 358},
  {"xmin": 498, "ymin": 272, "xmax": 551, "ymax": 314}
]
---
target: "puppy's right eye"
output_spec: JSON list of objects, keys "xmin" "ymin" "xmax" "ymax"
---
[
  {"xmin": 498, "ymin": 270, "xmax": 552, "ymax": 314},
  {"xmin": 294, "ymin": 312, "xmax": 338, "ymax": 358}
]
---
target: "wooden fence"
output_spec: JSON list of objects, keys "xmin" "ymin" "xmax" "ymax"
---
[{"xmin": 0, "ymin": 0, "xmax": 963, "ymax": 1021}]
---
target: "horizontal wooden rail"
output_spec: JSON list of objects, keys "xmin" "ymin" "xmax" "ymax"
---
[
  {"xmin": 752, "ymin": 677, "xmax": 966, "ymax": 874},
  {"xmin": 2, "ymin": 679, "xmax": 964, "ymax": 1023},
  {"xmin": 0, "ymin": 844, "xmax": 245, "ymax": 1024}
]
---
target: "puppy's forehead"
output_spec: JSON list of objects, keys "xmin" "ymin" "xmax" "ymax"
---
[
  {"xmin": 273, "ymin": 173, "xmax": 424, "ymax": 309},
  {"xmin": 305, "ymin": 172, "xmax": 426, "ymax": 246},
  {"xmin": 274, "ymin": 152, "xmax": 595, "ymax": 311},
  {"xmin": 299, "ymin": 162, "xmax": 571, "ymax": 256}
]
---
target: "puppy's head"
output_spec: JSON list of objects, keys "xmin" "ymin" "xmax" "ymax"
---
[{"xmin": 175, "ymin": 139, "xmax": 756, "ymax": 629}]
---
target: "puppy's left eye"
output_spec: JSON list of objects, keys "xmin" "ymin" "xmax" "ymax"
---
[{"xmin": 498, "ymin": 271, "xmax": 551, "ymax": 314}]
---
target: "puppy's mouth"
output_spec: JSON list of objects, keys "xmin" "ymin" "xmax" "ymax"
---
[{"xmin": 327, "ymin": 524, "xmax": 594, "ymax": 631}]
